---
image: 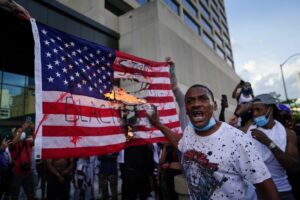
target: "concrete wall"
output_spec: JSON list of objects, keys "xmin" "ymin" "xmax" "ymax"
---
[
  {"xmin": 57, "ymin": 0, "xmax": 119, "ymax": 32},
  {"xmin": 56, "ymin": 0, "xmax": 141, "ymax": 33},
  {"xmin": 119, "ymin": 1, "xmax": 240, "ymax": 118}
]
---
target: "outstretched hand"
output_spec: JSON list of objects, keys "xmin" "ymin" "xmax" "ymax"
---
[{"xmin": 146, "ymin": 105, "xmax": 161, "ymax": 127}]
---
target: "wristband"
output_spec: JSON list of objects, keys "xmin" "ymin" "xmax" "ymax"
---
[{"xmin": 268, "ymin": 142, "xmax": 277, "ymax": 150}]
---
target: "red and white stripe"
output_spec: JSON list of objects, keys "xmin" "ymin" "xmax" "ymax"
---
[
  {"xmin": 32, "ymin": 19, "xmax": 182, "ymax": 158},
  {"xmin": 114, "ymin": 51, "xmax": 182, "ymax": 147}
]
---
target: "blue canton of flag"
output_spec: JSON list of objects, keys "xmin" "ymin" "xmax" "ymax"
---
[{"xmin": 38, "ymin": 22, "xmax": 115, "ymax": 99}]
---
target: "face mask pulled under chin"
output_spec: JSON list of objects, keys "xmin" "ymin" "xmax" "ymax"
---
[{"xmin": 254, "ymin": 108, "xmax": 271, "ymax": 127}]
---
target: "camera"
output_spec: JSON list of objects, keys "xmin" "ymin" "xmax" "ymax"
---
[
  {"xmin": 20, "ymin": 162, "xmax": 31, "ymax": 171},
  {"xmin": 240, "ymin": 80, "xmax": 245, "ymax": 86},
  {"xmin": 221, "ymin": 94, "xmax": 227, "ymax": 103},
  {"xmin": 25, "ymin": 127, "xmax": 34, "ymax": 138}
]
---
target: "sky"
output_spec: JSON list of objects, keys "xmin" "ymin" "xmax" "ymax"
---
[{"xmin": 225, "ymin": 0, "xmax": 300, "ymax": 100}]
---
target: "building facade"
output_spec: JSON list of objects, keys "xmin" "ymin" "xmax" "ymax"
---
[{"xmin": 0, "ymin": 0, "xmax": 240, "ymax": 132}]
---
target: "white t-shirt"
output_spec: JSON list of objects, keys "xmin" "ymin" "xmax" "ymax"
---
[
  {"xmin": 178, "ymin": 122, "xmax": 271, "ymax": 200},
  {"xmin": 246, "ymin": 121, "xmax": 292, "ymax": 192}
]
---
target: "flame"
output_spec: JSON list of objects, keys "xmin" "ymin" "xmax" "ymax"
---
[{"xmin": 104, "ymin": 87, "xmax": 146, "ymax": 105}]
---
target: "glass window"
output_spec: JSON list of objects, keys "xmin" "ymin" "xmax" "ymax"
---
[
  {"xmin": 219, "ymin": 0, "xmax": 225, "ymax": 12},
  {"xmin": 225, "ymin": 45, "xmax": 232, "ymax": 57},
  {"xmin": 211, "ymin": 0, "xmax": 218, "ymax": 10},
  {"xmin": 221, "ymin": 21, "xmax": 228, "ymax": 34},
  {"xmin": 183, "ymin": 0, "xmax": 198, "ymax": 18},
  {"xmin": 216, "ymin": 46, "xmax": 225, "ymax": 60},
  {"xmin": 220, "ymin": 10, "xmax": 227, "ymax": 22},
  {"xmin": 1, "ymin": 85, "xmax": 25, "ymax": 118},
  {"xmin": 135, "ymin": 0, "xmax": 150, "ymax": 5},
  {"xmin": 24, "ymin": 88, "xmax": 35, "ymax": 115},
  {"xmin": 27, "ymin": 76, "xmax": 35, "ymax": 88},
  {"xmin": 184, "ymin": 12, "xmax": 200, "ymax": 34},
  {"xmin": 227, "ymin": 57, "xmax": 234, "ymax": 68},
  {"xmin": 0, "ymin": 71, "xmax": 2, "ymax": 83},
  {"xmin": 3, "ymin": 72, "xmax": 26, "ymax": 86},
  {"xmin": 215, "ymin": 32, "xmax": 223, "ymax": 46},
  {"xmin": 211, "ymin": 7, "xmax": 219, "ymax": 20},
  {"xmin": 213, "ymin": 19, "xmax": 221, "ymax": 34},
  {"xmin": 203, "ymin": 31, "xmax": 214, "ymax": 49},
  {"xmin": 200, "ymin": 0, "xmax": 208, "ymax": 6},
  {"xmin": 200, "ymin": 17, "xmax": 212, "ymax": 33},
  {"xmin": 163, "ymin": 0, "xmax": 180, "ymax": 15},
  {"xmin": 199, "ymin": 2, "xmax": 210, "ymax": 19},
  {"xmin": 223, "ymin": 33, "xmax": 230, "ymax": 45}
]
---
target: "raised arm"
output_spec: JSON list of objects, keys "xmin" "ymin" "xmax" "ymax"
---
[
  {"xmin": 232, "ymin": 81, "xmax": 242, "ymax": 99},
  {"xmin": 167, "ymin": 57, "xmax": 189, "ymax": 129}
]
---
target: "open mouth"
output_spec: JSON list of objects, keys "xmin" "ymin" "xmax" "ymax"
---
[{"xmin": 191, "ymin": 110, "xmax": 205, "ymax": 122}]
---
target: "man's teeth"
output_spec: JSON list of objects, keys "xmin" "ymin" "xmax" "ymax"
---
[{"xmin": 192, "ymin": 111, "xmax": 204, "ymax": 121}]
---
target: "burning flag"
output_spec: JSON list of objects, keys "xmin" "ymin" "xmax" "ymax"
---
[{"xmin": 31, "ymin": 19, "xmax": 182, "ymax": 159}]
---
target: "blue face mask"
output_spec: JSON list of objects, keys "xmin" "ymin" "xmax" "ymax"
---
[
  {"xmin": 254, "ymin": 109, "xmax": 270, "ymax": 127},
  {"xmin": 189, "ymin": 117, "xmax": 216, "ymax": 132}
]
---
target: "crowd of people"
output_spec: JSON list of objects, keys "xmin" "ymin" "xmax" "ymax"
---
[
  {"xmin": 1, "ymin": 58, "xmax": 300, "ymax": 200},
  {"xmin": 1, "ymin": 1, "xmax": 300, "ymax": 200}
]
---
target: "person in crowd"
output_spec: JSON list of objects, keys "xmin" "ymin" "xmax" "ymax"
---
[
  {"xmin": 294, "ymin": 119, "xmax": 300, "ymax": 148},
  {"xmin": 148, "ymin": 84, "xmax": 279, "ymax": 200},
  {"xmin": 274, "ymin": 105, "xmax": 300, "ymax": 199},
  {"xmin": 73, "ymin": 156, "xmax": 99, "ymax": 200},
  {"xmin": 291, "ymin": 119, "xmax": 300, "ymax": 199},
  {"xmin": 46, "ymin": 158, "xmax": 74, "ymax": 200},
  {"xmin": 229, "ymin": 102, "xmax": 253, "ymax": 131},
  {"xmin": 276, "ymin": 104, "xmax": 293, "ymax": 129},
  {"xmin": 9, "ymin": 122, "xmax": 35, "ymax": 200},
  {"xmin": 122, "ymin": 144, "xmax": 153, "ymax": 200},
  {"xmin": 245, "ymin": 94, "xmax": 300, "ymax": 200},
  {"xmin": 0, "ymin": 0, "xmax": 31, "ymax": 19},
  {"xmin": 36, "ymin": 159, "xmax": 47, "ymax": 200},
  {"xmin": 166, "ymin": 57, "xmax": 189, "ymax": 129},
  {"xmin": 232, "ymin": 80, "xmax": 254, "ymax": 105},
  {"xmin": 0, "ymin": 134, "xmax": 12, "ymax": 199},
  {"xmin": 155, "ymin": 57, "xmax": 187, "ymax": 200},
  {"xmin": 152, "ymin": 143, "xmax": 162, "ymax": 200},
  {"xmin": 98, "ymin": 153, "xmax": 118, "ymax": 200},
  {"xmin": 218, "ymin": 94, "xmax": 228, "ymax": 122},
  {"xmin": 158, "ymin": 142, "xmax": 182, "ymax": 200}
]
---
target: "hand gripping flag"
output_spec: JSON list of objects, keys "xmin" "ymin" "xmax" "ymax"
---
[{"xmin": 31, "ymin": 19, "xmax": 182, "ymax": 159}]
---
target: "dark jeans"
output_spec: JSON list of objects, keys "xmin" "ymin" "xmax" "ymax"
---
[
  {"xmin": 0, "ymin": 169, "xmax": 12, "ymax": 200},
  {"xmin": 122, "ymin": 169, "xmax": 150, "ymax": 200},
  {"xmin": 159, "ymin": 168, "xmax": 182, "ymax": 200},
  {"xmin": 47, "ymin": 173, "xmax": 71, "ymax": 200},
  {"xmin": 99, "ymin": 174, "xmax": 118, "ymax": 200},
  {"xmin": 10, "ymin": 173, "xmax": 35, "ymax": 200}
]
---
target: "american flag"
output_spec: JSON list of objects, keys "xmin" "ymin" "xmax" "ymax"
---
[{"xmin": 31, "ymin": 19, "xmax": 182, "ymax": 159}]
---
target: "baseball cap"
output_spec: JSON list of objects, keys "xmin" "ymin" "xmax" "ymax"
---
[{"xmin": 252, "ymin": 94, "xmax": 277, "ymax": 105}]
